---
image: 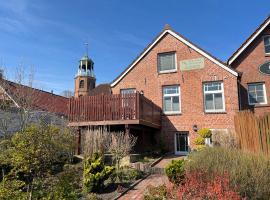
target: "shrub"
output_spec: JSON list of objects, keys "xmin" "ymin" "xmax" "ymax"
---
[
  {"xmin": 0, "ymin": 179, "xmax": 27, "ymax": 200},
  {"xmin": 176, "ymin": 171, "xmax": 242, "ymax": 200},
  {"xmin": 198, "ymin": 128, "xmax": 212, "ymax": 138},
  {"xmin": 111, "ymin": 167, "xmax": 144, "ymax": 183},
  {"xmin": 212, "ymin": 129, "xmax": 238, "ymax": 148},
  {"xmin": 194, "ymin": 137, "xmax": 205, "ymax": 145},
  {"xmin": 186, "ymin": 147, "xmax": 270, "ymax": 199},
  {"xmin": 46, "ymin": 171, "xmax": 80, "ymax": 200},
  {"xmin": 83, "ymin": 153, "xmax": 114, "ymax": 192},
  {"xmin": 165, "ymin": 159, "xmax": 185, "ymax": 184},
  {"xmin": 144, "ymin": 185, "xmax": 167, "ymax": 200}
]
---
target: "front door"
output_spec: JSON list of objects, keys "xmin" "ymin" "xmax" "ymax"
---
[{"xmin": 175, "ymin": 132, "xmax": 189, "ymax": 155}]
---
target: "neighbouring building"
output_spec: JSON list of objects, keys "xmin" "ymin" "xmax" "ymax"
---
[
  {"xmin": 228, "ymin": 16, "xmax": 270, "ymax": 116},
  {"xmin": 69, "ymin": 25, "xmax": 240, "ymax": 155},
  {"xmin": 0, "ymin": 77, "xmax": 68, "ymax": 136}
]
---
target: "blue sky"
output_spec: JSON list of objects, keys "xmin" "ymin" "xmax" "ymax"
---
[{"xmin": 0, "ymin": 0, "xmax": 270, "ymax": 95}]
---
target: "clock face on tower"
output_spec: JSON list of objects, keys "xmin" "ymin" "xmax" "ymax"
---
[{"xmin": 259, "ymin": 61, "xmax": 270, "ymax": 75}]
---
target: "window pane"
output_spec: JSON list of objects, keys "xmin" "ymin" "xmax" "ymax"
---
[
  {"xmin": 205, "ymin": 94, "xmax": 214, "ymax": 110},
  {"xmin": 164, "ymin": 97, "xmax": 172, "ymax": 112},
  {"xmin": 158, "ymin": 53, "xmax": 175, "ymax": 71},
  {"xmin": 164, "ymin": 86, "xmax": 178, "ymax": 95},
  {"xmin": 249, "ymin": 94, "xmax": 256, "ymax": 104},
  {"xmin": 257, "ymin": 96, "xmax": 265, "ymax": 103},
  {"xmin": 214, "ymin": 93, "xmax": 223, "ymax": 110},
  {"xmin": 204, "ymin": 82, "xmax": 221, "ymax": 91},
  {"xmin": 256, "ymin": 84, "xmax": 263, "ymax": 91},
  {"xmin": 264, "ymin": 36, "xmax": 270, "ymax": 46},
  {"xmin": 248, "ymin": 85, "xmax": 256, "ymax": 92},
  {"xmin": 172, "ymin": 96, "xmax": 180, "ymax": 111},
  {"xmin": 121, "ymin": 89, "xmax": 135, "ymax": 94},
  {"xmin": 265, "ymin": 45, "xmax": 270, "ymax": 54},
  {"xmin": 248, "ymin": 83, "xmax": 266, "ymax": 104}
]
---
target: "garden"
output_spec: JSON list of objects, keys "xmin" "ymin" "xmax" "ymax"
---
[
  {"xmin": 143, "ymin": 128, "xmax": 270, "ymax": 200},
  {"xmin": 0, "ymin": 123, "xmax": 161, "ymax": 200}
]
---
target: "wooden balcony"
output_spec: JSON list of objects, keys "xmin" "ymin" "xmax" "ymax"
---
[{"xmin": 68, "ymin": 93, "xmax": 161, "ymax": 129}]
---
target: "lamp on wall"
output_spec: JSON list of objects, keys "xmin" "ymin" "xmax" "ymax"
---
[{"xmin": 193, "ymin": 125, "xmax": 198, "ymax": 132}]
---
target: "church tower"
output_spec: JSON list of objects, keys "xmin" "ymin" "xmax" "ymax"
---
[{"xmin": 74, "ymin": 52, "xmax": 96, "ymax": 97}]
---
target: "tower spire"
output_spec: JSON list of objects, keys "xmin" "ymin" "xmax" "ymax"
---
[{"xmin": 84, "ymin": 42, "xmax": 88, "ymax": 57}]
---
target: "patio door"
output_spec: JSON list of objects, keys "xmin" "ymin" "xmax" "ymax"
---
[{"xmin": 175, "ymin": 132, "xmax": 189, "ymax": 155}]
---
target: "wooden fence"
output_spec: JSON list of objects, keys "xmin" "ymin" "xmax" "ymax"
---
[{"xmin": 234, "ymin": 111, "xmax": 270, "ymax": 155}]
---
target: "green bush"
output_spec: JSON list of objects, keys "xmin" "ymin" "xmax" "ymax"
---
[
  {"xmin": 46, "ymin": 171, "xmax": 80, "ymax": 200},
  {"xmin": 83, "ymin": 153, "xmax": 114, "ymax": 192},
  {"xmin": 198, "ymin": 128, "xmax": 212, "ymax": 138},
  {"xmin": 165, "ymin": 159, "xmax": 185, "ymax": 184},
  {"xmin": 0, "ymin": 179, "xmax": 27, "ymax": 200},
  {"xmin": 186, "ymin": 147, "xmax": 270, "ymax": 199},
  {"xmin": 194, "ymin": 137, "xmax": 205, "ymax": 145},
  {"xmin": 115, "ymin": 167, "xmax": 144, "ymax": 182}
]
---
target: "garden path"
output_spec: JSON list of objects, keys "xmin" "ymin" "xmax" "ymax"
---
[{"xmin": 118, "ymin": 155, "xmax": 184, "ymax": 200}]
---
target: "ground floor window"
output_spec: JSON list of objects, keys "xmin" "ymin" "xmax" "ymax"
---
[{"xmin": 175, "ymin": 132, "xmax": 189, "ymax": 155}]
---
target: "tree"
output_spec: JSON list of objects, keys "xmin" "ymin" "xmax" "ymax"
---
[
  {"xmin": 105, "ymin": 131, "xmax": 137, "ymax": 174},
  {"xmin": 0, "ymin": 123, "xmax": 75, "ymax": 199},
  {"xmin": 61, "ymin": 90, "xmax": 73, "ymax": 98}
]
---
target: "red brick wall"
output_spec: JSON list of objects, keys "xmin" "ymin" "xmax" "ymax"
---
[
  {"xmin": 111, "ymin": 33, "xmax": 239, "ymax": 152},
  {"xmin": 230, "ymin": 26, "xmax": 270, "ymax": 116}
]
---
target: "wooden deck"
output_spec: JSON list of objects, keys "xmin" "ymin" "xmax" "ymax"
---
[{"xmin": 68, "ymin": 93, "xmax": 161, "ymax": 129}]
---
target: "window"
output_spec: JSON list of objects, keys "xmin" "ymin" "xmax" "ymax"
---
[
  {"xmin": 203, "ymin": 82, "xmax": 225, "ymax": 112},
  {"xmin": 158, "ymin": 52, "xmax": 176, "ymax": 73},
  {"xmin": 79, "ymin": 80, "xmax": 84, "ymax": 88},
  {"xmin": 120, "ymin": 88, "xmax": 136, "ymax": 95},
  {"xmin": 163, "ymin": 85, "xmax": 180, "ymax": 114},
  {"xmin": 248, "ymin": 83, "xmax": 267, "ymax": 105},
  {"xmin": 264, "ymin": 36, "xmax": 270, "ymax": 54},
  {"xmin": 175, "ymin": 132, "xmax": 189, "ymax": 155}
]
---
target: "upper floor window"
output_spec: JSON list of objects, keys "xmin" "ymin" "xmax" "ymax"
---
[
  {"xmin": 203, "ymin": 82, "xmax": 225, "ymax": 113},
  {"xmin": 79, "ymin": 80, "xmax": 84, "ymax": 88},
  {"xmin": 264, "ymin": 36, "xmax": 270, "ymax": 54},
  {"xmin": 158, "ymin": 52, "xmax": 176, "ymax": 73},
  {"xmin": 163, "ymin": 85, "xmax": 181, "ymax": 114},
  {"xmin": 120, "ymin": 88, "xmax": 136, "ymax": 95},
  {"xmin": 248, "ymin": 83, "xmax": 267, "ymax": 105}
]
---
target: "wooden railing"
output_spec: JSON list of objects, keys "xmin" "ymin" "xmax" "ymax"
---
[{"xmin": 68, "ymin": 93, "xmax": 161, "ymax": 128}]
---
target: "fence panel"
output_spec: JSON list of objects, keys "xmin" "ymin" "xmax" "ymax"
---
[{"xmin": 234, "ymin": 111, "xmax": 270, "ymax": 155}]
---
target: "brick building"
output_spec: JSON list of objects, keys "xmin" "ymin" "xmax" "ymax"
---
[
  {"xmin": 228, "ymin": 16, "xmax": 270, "ymax": 116},
  {"xmin": 110, "ymin": 26, "xmax": 239, "ymax": 153},
  {"xmin": 69, "ymin": 25, "xmax": 239, "ymax": 155}
]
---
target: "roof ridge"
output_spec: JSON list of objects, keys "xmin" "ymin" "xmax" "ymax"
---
[
  {"xmin": 110, "ymin": 27, "xmax": 238, "ymax": 87},
  {"xmin": 228, "ymin": 15, "xmax": 270, "ymax": 65}
]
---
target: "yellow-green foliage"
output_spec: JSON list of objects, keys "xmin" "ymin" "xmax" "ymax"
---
[
  {"xmin": 186, "ymin": 147, "xmax": 270, "ymax": 199},
  {"xmin": 165, "ymin": 159, "xmax": 185, "ymax": 184},
  {"xmin": 198, "ymin": 128, "xmax": 212, "ymax": 138},
  {"xmin": 194, "ymin": 137, "xmax": 205, "ymax": 145},
  {"xmin": 83, "ymin": 153, "xmax": 114, "ymax": 192},
  {"xmin": 0, "ymin": 124, "xmax": 75, "ymax": 200},
  {"xmin": 0, "ymin": 179, "xmax": 27, "ymax": 200}
]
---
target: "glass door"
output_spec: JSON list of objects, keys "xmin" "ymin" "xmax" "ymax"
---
[{"xmin": 175, "ymin": 132, "xmax": 189, "ymax": 155}]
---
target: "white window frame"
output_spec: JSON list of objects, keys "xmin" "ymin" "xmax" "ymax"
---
[
  {"xmin": 174, "ymin": 132, "xmax": 189, "ymax": 155},
  {"xmin": 120, "ymin": 88, "xmax": 136, "ymax": 94},
  {"xmin": 247, "ymin": 83, "xmax": 267, "ymax": 105},
  {"xmin": 203, "ymin": 82, "xmax": 226, "ymax": 113},
  {"xmin": 263, "ymin": 35, "xmax": 270, "ymax": 55},
  {"xmin": 158, "ymin": 52, "xmax": 177, "ymax": 73},
  {"xmin": 163, "ymin": 85, "xmax": 181, "ymax": 115}
]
